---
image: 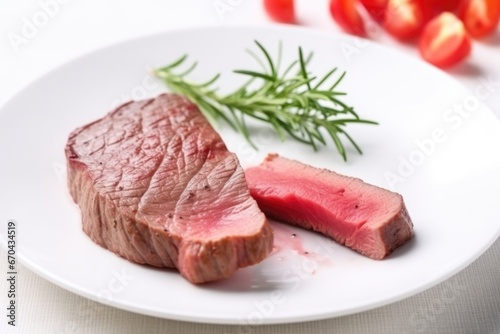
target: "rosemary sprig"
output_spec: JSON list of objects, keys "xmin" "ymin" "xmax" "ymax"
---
[{"xmin": 154, "ymin": 41, "xmax": 377, "ymax": 161}]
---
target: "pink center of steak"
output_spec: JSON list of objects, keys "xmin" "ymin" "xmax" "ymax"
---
[
  {"xmin": 245, "ymin": 154, "xmax": 413, "ymax": 259},
  {"xmin": 66, "ymin": 94, "xmax": 273, "ymax": 283}
]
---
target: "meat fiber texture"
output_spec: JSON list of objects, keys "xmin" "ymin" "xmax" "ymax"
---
[
  {"xmin": 65, "ymin": 93, "xmax": 273, "ymax": 283},
  {"xmin": 245, "ymin": 154, "xmax": 413, "ymax": 259}
]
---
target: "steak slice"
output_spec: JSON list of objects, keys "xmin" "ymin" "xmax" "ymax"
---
[
  {"xmin": 65, "ymin": 93, "xmax": 273, "ymax": 283},
  {"xmin": 245, "ymin": 154, "xmax": 413, "ymax": 259}
]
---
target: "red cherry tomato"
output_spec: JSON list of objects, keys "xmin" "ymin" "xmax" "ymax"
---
[
  {"xmin": 263, "ymin": 0, "xmax": 295, "ymax": 23},
  {"xmin": 384, "ymin": 0, "xmax": 430, "ymax": 40},
  {"xmin": 458, "ymin": 0, "xmax": 500, "ymax": 38},
  {"xmin": 360, "ymin": 0, "xmax": 388, "ymax": 22},
  {"xmin": 419, "ymin": 12, "xmax": 472, "ymax": 68},
  {"xmin": 329, "ymin": 0, "xmax": 367, "ymax": 36},
  {"xmin": 425, "ymin": 0, "xmax": 464, "ymax": 15}
]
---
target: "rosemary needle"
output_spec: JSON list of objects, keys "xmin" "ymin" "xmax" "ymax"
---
[{"xmin": 154, "ymin": 40, "xmax": 378, "ymax": 161}]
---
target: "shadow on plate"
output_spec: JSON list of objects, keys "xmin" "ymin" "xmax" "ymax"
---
[
  {"xmin": 446, "ymin": 61, "xmax": 484, "ymax": 78},
  {"xmin": 198, "ymin": 260, "xmax": 293, "ymax": 293}
]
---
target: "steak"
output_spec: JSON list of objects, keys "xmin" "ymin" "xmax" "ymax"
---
[
  {"xmin": 245, "ymin": 154, "xmax": 413, "ymax": 259},
  {"xmin": 65, "ymin": 93, "xmax": 273, "ymax": 283}
]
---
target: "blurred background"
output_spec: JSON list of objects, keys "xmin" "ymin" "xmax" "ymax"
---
[{"xmin": 1, "ymin": 0, "xmax": 499, "ymax": 113}]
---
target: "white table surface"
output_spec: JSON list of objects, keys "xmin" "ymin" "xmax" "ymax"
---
[{"xmin": 1, "ymin": 1, "xmax": 499, "ymax": 333}]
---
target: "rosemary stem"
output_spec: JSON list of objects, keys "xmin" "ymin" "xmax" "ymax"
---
[{"xmin": 154, "ymin": 41, "xmax": 378, "ymax": 161}]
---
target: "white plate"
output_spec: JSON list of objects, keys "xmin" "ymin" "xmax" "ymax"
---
[{"xmin": 1, "ymin": 26, "xmax": 500, "ymax": 325}]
